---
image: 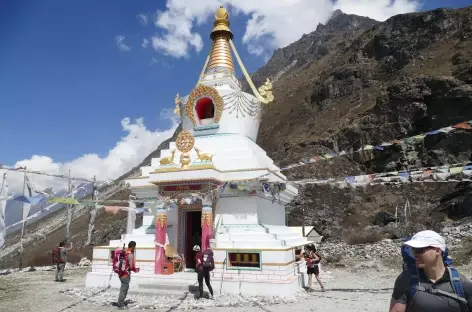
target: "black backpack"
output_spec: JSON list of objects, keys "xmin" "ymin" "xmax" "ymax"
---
[{"xmin": 202, "ymin": 249, "xmax": 215, "ymax": 271}]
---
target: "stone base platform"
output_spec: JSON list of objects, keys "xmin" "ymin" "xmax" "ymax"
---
[
  {"xmin": 87, "ymin": 240, "xmax": 310, "ymax": 297},
  {"xmin": 86, "ymin": 261, "xmax": 307, "ymax": 297}
]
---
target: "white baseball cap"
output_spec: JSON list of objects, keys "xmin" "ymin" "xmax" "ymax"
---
[{"xmin": 404, "ymin": 230, "xmax": 446, "ymax": 251}]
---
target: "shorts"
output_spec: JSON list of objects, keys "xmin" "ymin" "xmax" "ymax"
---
[{"xmin": 307, "ymin": 265, "xmax": 320, "ymax": 275}]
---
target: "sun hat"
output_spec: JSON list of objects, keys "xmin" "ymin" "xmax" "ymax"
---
[{"xmin": 403, "ymin": 230, "xmax": 446, "ymax": 251}]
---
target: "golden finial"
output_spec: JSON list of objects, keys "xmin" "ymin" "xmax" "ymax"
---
[
  {"xmin": 210, "ymin": 6, "xmax": 232, "ymax": 39},
  {"xmin": 215, "ymin": 6, "xmax": 229, "ymax": 21},
  {"xmin": 207, "ymin": 6, "xmax": 234, "ymax": 72}
]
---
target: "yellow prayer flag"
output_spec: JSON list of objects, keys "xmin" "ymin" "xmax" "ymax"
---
[{"xmin": 48, "ymin": 197, "xmax": 80, "ymax": 205}]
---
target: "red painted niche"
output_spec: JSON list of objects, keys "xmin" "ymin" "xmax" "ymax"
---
[{"xmin": 195, "ymin": 97, "xmax": 215, "ymax": 122}]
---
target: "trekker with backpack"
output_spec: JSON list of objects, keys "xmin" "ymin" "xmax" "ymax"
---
[
  {"xmin": 304, "ymin": 244, "xmax": 325, "ymax": 292},
  {"xmin": 194, "ymin": 245, "xmax": 214, "ymax": 299},
  {"xmin": 52, "ymin": 241, "xmax": 73, "ymax": 282},
  {"xmin": 390, "ymin": 230, "xmax": 472, "ymax": 312},
  {"xmin": 112, "ymin": 241, "xmax": 140, "ymax": 310}
]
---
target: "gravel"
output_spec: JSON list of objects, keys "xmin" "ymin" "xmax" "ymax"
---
[
  {"xmin": 2, "ymin": 263, "xmax": 471, "ymax": 312},
  {"xmin": 0, "ymin": 263, "xmax": 404, "ymax": 312}
]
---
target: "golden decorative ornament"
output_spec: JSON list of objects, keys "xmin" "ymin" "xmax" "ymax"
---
[
  {"xmin": 257, "ymin": 78, "xmax": 275, "ymax": 103},
  {"xmin": 175, "ymin": 130, "xmax": 195, "ymax": 153},
  {"xmin": 174, "ymin": 93, "xmax": 182, "ymax": 116},
  {"xmin": 185, "ymin": 85, "xmax": 224, "ymax": 126},
  {"xmin": 201, "ymin": 211, "xmax": 213, "ymax": 227},
  {"xmin": 215, "ymin": 6, "xmax": 228, "ymax": 20},
  {"xmin": 194, "ymin": 147, "xmax": 213, "ymax": 162},
  {"xmin": 156, "ymin": 213, "xmax": 168, "ymax": 229},
  {"xmin": 159, "ymin": 149, "xmax": 176, "ymax": 165}
]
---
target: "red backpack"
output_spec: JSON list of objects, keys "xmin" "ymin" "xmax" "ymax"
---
[
  {"xmin": 52, "ymin": 247, "xmax": 62, "ymax": 264},
  {"xmin": 111, "ymin": 245, "xmax": 129, "ymax": 275}
]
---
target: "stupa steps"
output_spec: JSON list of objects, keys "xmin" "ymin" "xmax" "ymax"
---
[
  {"xmin": 216, "ymin": 232, "xmax": 300, "ymax": 241},
  {"xmin": 219, "ymin": 226, "xmax": 267, "ymax": 234},
  {"xmin": 133, "ymin": 281, "xmax": 198, "ymax": 298},
  {"xmin": 216, "ymin": 237, "xmax": 307, "ymax": 248}
]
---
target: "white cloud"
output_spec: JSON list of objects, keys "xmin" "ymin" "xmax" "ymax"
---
[
  {"xmin": 115, "ymin": 35, "xmax": 131, "ymax": 52},
  {"xmin": 4, "ymin": 117, "xmax": 179, "ymax": 194},
  {"xmin": 137, "ymin": 13, "xmax": 148, "ymax": 25},
  {"xmin": 142, "ymin": 38, "xmax": 149, "ymax": 48},
  {"xmin": 150, "ymin": 57, "xmax": 174, "ymax": 69},
  {"xmin": 150, "ymin": 2, "xmax": 206, "ymax": 59},
  {"xmin": 150, "ymin": 0, "xmax": 420, "ymax": 58}
]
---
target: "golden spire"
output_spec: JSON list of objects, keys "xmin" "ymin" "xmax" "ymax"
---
[{"xmin": 207, "ymin": 6, "xmax": 234, "ymax": 72}]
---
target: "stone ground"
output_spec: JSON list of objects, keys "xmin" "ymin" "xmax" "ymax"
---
[{"xmin": 5, "ymin": 262, "xmax": 470, "ymax": 312}]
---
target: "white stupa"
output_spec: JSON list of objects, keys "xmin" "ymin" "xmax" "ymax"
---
[{"xmin": 85, "ymin": 6, "xmax": 310, "ymax": 297}]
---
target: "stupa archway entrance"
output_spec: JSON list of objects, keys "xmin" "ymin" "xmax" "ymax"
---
[{"xmin": 158, "ymin": 182, "xmax": 219, "ymax": 271}]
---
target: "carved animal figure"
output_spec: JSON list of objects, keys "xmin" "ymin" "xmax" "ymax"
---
[
  {"xmin": 159, "ymin": 150, "xmax": 176, "ymax": 165},
  {"xmin": 194, "ymin": 147, "xmax": 213, "ymax": 162}
]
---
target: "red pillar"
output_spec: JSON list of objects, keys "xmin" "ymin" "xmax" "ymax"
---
[
  {"xmin": 201, "ymin": 204, "xmax": 213, "ymax": 251},
  {"xmin": 155, "ymin": 208, "xmax": 167, "ymax": 274}
]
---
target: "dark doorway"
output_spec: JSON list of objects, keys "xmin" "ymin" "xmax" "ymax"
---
[{"xmin": 185, "ymin": 210, "xmax": 202, "ymax": 269}]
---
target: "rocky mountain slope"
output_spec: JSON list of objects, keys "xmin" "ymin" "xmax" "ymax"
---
[
  {"xmin": 1, "ymin": 7, "xmax": 472, "ymax": 268},
  {"xmin": 255, "ymin": 7, "xmax": 472, "ymax": 239}
]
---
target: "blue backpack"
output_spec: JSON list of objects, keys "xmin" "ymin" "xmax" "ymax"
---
[{"xmin": 401, "ymin": 238, "xmax": 468, "ymax": 309}]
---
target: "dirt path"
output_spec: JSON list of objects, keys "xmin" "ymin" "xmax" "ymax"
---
[{"xmin": 0, "ymin": 264, "xmax": 433, "ymax": 312}]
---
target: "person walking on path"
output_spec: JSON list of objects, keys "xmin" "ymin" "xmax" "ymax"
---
[
  {"xmin": 390, "ymin": 230, "xmax": 472, "ymax": 312},
  {"xmin": 117, "ymin": 241, "xmax": 140, "ymax": 310},
  {"xmin": 305, "ymin": 244, "xmax": 325, "ymax": 292},
  {"xmin": 194, "ymin": 245, "xmax": 214, "ymax": 299},
  {"xmin": 52, "ymin": 241, "xmax": 73, "ymax": 282}
]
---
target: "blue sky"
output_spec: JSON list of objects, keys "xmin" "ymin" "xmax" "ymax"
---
[
  {"xmin": 0, "ymin": 1, "xmax": 257, "ymax": 165},
  {"xmin": 1, "ymin": 0, "xmax": 471, "ymax": 188}
]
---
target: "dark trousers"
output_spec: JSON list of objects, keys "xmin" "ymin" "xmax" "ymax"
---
[
  {"xmin": 55, "ymin": 263, "xmax": 65, "ymax": 281},
  {"xmin": 118, "ymin": 275, "xmax": 130, "ymax": 306},
  {"xmin": 197, "ymin": 269, "xmax": 213, "ymax": 297}
]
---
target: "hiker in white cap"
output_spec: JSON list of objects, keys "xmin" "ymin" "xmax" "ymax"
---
[{"xmin": 390, "ymin": 230, "xmax": 472, "ymax": 312}]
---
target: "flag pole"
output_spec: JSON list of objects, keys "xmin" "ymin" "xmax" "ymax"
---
[
  {"xmin": 19, "ymin": 172, "xmax": 26, "ymax": 270},
  {"xmin": 85, "ymin": 176, "xmax": 97, "ymax": 246},
  {"xmin": 66, "ymin": 169, "xmax": 71, "ymax": 242}
]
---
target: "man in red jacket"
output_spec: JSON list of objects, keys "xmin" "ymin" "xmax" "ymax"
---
[{"xmin": 117, "ymin": 241, "xmax": 140, "ymax": 309}]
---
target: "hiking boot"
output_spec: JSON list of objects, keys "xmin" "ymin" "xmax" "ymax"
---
[
  {"xmin": 210, "ymin": 295, "xmax": 214, "ymax": 300},
  {"xmin": 54, "ymin": 279, "xmax": 59, "ymax": 282}
]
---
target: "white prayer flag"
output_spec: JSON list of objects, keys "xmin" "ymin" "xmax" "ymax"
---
[
  {"xmin": 126, "ymin": 200, "xmax": 136, "ymax": 234},
  {"xmin": 0, "ymin": 173, "xmax": 9, "ymax": 249}
]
